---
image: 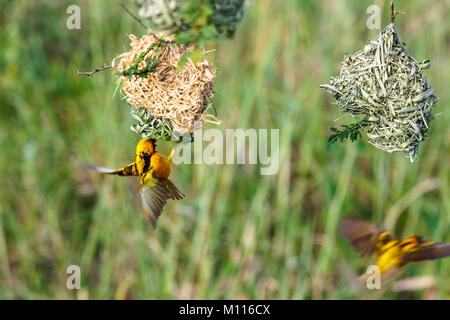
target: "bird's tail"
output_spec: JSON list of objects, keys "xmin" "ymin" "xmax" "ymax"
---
[
  {"xmin": 84, "ymin": 163, "xmax": 139, "ymax": 176},
  {"xmin": 166, "ymin": 179, "xmax": 185, "ymax": 200}
]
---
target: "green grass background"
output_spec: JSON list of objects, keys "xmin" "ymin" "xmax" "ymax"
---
[{"xmin": 0, "ymin": 0, "xmax": 449, "ymax": 299}]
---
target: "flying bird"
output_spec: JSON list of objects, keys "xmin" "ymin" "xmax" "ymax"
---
[
  {"xmin": 340, "ymin": 217, "xmax": 450, "ymax": 282},
  {"xmin": 86, "ymin": 139, "xmax": 185, "ymax": 228}
]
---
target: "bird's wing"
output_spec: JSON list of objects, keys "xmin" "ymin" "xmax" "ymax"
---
[
  {"xmin": 140, "ymin": 178, "xmax": 170, "ymax": 229},
  {"xmin": 84, "ymin": 162, "xmax": 138, "ymax": 176},
  {"xmin": 139, "ymin": 173, "xmax": 185, "ymax": 228},
  {"xmin": 401, "ymin": 242, "xmax": 450, "ymax": 263},
  {"xmin": 339, "ymin": 217, "xmax": 389, "ymax": 256}
]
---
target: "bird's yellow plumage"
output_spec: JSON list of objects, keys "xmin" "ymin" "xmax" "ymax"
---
[
  {"xmin": 340, "ymin": 217, "xmax": 450, "ymax": 281},
  {"xmin": 86, "ymin": 139, "xmax": 185, "ymax": 228}
]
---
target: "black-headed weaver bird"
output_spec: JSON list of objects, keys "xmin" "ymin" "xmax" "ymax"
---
[
  {"xmin": 340, "ymin": 217, "xmax": 450, "ymax": 282},
  {"xmin": 86, "ymin": 139, "xmax": 185, "ymax": 228}
]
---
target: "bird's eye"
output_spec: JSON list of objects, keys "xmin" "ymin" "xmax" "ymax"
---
[
  {"xmin": 379, "ymin": 232, "xmax": 391, "ymax": 242},
  {"xmin": 399, "ymin": 237, "xmax": 424, "ymax": 247}
]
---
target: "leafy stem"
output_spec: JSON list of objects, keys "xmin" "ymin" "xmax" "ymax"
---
[
  {"xmin": 327, "ymin": 119, "xmax": 369, "ymax": 148},
  {"xmin": 119, "ymin": 39, "xmax": 165, "ymax": 78}
]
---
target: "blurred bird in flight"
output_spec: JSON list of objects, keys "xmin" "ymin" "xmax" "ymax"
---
[
  {"xmin": 86, "ymin": 139, "xmax": 185, "ymax": 228},
  {"xmin": 340, "ymin": 217, "xmax": 450, "ymax": 283}
]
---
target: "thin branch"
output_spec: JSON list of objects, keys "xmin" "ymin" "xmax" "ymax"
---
[
  {"xmin": 391, "ymin": 0, "xmax": 395, "ymax": 23},
  {"xmin": 117, "ymin": 2, "xmax": 148, "ymax": 31},
  {"xmin": 76, "ymin": 64, "xmax": 117, "ymax": 77},
  {"xmin": 390, "ymin": 0, "xmax": 406, "ymax": 24}
]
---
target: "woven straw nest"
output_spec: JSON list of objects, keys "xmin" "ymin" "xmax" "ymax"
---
[
  {"xmin": 135, "ymin": 0, "xmax": 246, "ymax": 38},
  {"xmin": 112, "ymin": 33, "xmax": 217, "ymax": 140},
  {"xmin": 321, "ymin": 24, "xmax": 438, "ymax": 161}
]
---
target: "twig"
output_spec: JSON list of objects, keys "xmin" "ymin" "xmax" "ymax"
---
[
  {"xmin": 391, "ymin": 0, "xmax": 395, "ymax": 23},
  {"xmin": 390, "ymin": 0, "xmax": 406, "ymax": 24},
  {"xmin": 76, "ymin": 64, "xmax": 117, "ymax": 77},
  {"xmin": 117, "ymin": 2, "xmax": 148, "ymax": 31}
]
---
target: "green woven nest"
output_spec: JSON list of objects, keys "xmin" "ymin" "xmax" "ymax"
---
[
  {"xmin": 134, "ymin": 0, "xmax": 246, "ymax": 40},
  {"xmin": 211, "ymin": 0, "xmax": 247, "ymax": 38},
  {"xmin": 321, "ymin": 23, "xmax": 438, "ymax": 162},
  {"xmin": 131, "ymin": 107, "xmax": 173, "ymax": 141},
  {"xmin": 130, "ymin": 107, "xmax": 194, "ymax": 142}
]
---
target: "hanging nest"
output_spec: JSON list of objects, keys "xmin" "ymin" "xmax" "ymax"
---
[
  {"xmin": 321, "ymin": 23, "xmax": 438, "ymax": 161},
  {"xmin": 134, "ymin": 0, "xmax": 247, "ymax": 40},
  {"xmin": 210, "ymin": 0, "xmax": 247, "ymax": 38},
  {"xmin": 112, "ymin": 33, "xmax": 218, "ymax": 141}
]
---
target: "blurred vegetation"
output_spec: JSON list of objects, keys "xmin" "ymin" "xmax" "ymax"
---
[{"xmin": 0, "ymin": 0, "xmax": 449, "ymax": 299}]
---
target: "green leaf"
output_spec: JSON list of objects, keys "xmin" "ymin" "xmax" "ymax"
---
[{"xmin": 327, "ymin": 119, "xmax": 369, "ymax": 148}]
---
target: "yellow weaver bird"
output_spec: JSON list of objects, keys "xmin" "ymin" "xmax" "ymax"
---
[
  {"xmin": 340, "ymin": 217, "xmax": 450, "ymax": 282},
  {"xmin": 86, "ymin": 139, "xmax": 185, "ymax": 228}
]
